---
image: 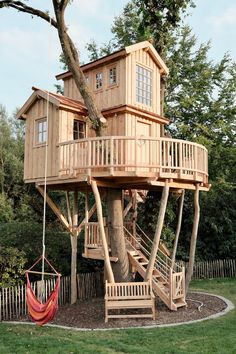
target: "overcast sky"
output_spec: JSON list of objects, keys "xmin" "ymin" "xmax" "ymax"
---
[{"xmin": 0, "ymin": 0, "xmax": 236, "ymax": 115}]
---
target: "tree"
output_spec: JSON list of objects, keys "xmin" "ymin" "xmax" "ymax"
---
[{"xmin": 0, "ymin": 1, "xmax": 130, "ymax": 289}]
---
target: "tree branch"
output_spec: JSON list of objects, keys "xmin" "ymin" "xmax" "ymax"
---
[
  {"xmin": 0, "ymin": 1, "xmax": 57, "ymax": 28},
  {"xmin": 0, "ymin": 0, "xmax": 105, "ymax": 134}
]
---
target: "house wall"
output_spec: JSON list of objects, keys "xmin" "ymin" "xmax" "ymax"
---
[
  {"xmin": 63, "ymin": 48, "xmax": 161, "ymax": 119},
  {"xmin": 24, "ymin": 99, "xmax": 59, "ymax": 181},
  {"xmin": 64, "ymin": 58, "xmax": 126, "ymax": 111}
]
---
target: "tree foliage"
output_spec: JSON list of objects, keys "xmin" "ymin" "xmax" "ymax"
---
[{"xmin": 0, "ymin": 246, "xmax": 26, "ymax": 287}]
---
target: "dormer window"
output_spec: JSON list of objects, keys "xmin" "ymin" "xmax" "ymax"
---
[
  {"xmin": 136, "ymin": 64, "xmax": 152, "ymax": 106},
  {"xmin": 95, "ymin": 72, "xmax": 103, "ymax": 89},
  {"xmin": 73, "ymin": 120, "xmax": 86, "ymax": 140},
  {"xmin": 109, "ymin": 67, "xmax": 117, "ymax": 85},
  {"xmin": 36, "ymin": 118, "xmax": 47, "ymax": 144}
]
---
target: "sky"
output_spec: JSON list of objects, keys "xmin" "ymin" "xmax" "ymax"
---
[{"xmin": 0, "ymin": 0, "xmax": 236, "ymax": 115}]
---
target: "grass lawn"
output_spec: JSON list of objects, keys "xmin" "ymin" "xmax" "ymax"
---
[{"xmin": 0, "ymin": 278, "xmax": 235, "ymax": 354}]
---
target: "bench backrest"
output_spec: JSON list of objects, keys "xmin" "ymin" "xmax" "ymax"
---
[{"xmin": 106, "ymin": 281, "xmax": 153, "ymax": 300}]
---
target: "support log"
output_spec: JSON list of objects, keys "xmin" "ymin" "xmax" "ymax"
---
[
  {"xmin": 71, "ymin": 190, "xmax": 78, "ymax": 304},
  {"xmin": 186, "ymin": 185, "xmax": 200, "ymax": 292},
  {"xmin": 91, "ymin": 181, "xmax": 114, "ymax": 283},
  {"xmin": 171, "ymin": 189, "xmax": 185, "ymax": 267},
  {"xmin": 145, "ymin": 184, "xmax": 169, "ymax": 282}
]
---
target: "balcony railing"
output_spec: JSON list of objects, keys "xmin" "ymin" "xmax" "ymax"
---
[{"xmin": 58, "ymin": 136, "xmax": 208, "ymax": 183}]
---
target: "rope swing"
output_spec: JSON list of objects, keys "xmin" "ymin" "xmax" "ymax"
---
[{"xmin": 25, "ymin": 16, "xmax": 61, "ymax": 326}]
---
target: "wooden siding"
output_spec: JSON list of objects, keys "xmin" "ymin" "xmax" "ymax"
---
[
  {"xmin": 64, "ymin": 58, "xmax": 126, "ymax": 111},
  {"xmin": 24, "ymin": 99, "xmax": 59, "ymax": 181},
  {"xmin": 125, "ymin": 49, "xmax": 160, "ymax": 114}
]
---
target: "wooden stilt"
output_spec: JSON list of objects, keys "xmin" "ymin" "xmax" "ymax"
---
[
  {"xmin": 66, "ymin": 191, "xmax": 72, "ymax": 226},
  {"xmin": 186, "ymin": 184, "xmax": 200, "ymax": 292},
  {"xmin": 145, "ymin": 184, "xmax": 170, "ymax": 282},
  {"xmin": 171, "ymin": 189, "xmax": 185, "ymax": 267},
  {"xmin": 71, "ymin": 190, "xmax": 78, "ymax": 304},
  {"xmin": 84, "ymin": 189, "xmax": 89, "ymax": 257},
  {"xmin": 91, "ymin": 181, "xmax": 115, "ymax": 283}
]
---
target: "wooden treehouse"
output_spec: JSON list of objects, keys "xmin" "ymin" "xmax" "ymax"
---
[{"xmin": 17, "ymin": 41, "xmax": 209, "ymax": 321}]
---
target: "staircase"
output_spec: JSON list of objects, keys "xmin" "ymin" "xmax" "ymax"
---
[
  {"xmin": 83, "ymin": 221, "xmax": 186, "ymax": 311},
  {"xmin": 124, "ymin": 226, "xmax": 186, "ymax": 311}
]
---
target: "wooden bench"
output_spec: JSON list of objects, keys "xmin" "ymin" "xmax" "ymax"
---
[{"xmin": 105, "ymin": 281, "xmax": 156, "ymax": 322}]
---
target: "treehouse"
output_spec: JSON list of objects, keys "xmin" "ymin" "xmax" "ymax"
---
[{"xmin": 17, "ymin": 41, "xmax": 210, "ymax": 320}]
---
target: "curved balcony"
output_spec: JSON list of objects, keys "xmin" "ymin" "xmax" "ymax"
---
[{"xmin": 58, "ymin": 136, "xmax": 208, "ymax": 185}]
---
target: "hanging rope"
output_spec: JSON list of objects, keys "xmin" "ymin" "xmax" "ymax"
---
[
  {"xmin": 25, "ymin": 15, "xmax": 61, "ymax": 326},
  {"xmin": 41, "ymin": 15, "xmax": 53, "ymax": 282}
]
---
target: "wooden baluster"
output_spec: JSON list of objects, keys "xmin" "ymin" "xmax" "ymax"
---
[{"xmin": 110, "ymin": 137, "xmax": 114, "ymax": 175}]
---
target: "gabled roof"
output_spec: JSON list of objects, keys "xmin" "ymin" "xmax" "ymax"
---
[
  {"xmin": 56, "ymin": 41, "xmax": 169, "ymax": 81},
  {"xmin": 16, "ymin": 87, "xmax": 87, "ymax": 119}
]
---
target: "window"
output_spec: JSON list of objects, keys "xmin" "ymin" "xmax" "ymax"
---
[
  {"xmin": 109, "ymin": 67, "xmax": 117, "ymax": 85},
  {"xmin": 95, "ymin": 72, "xmax": 103, "ymax": 89},
  {"xmin": 73, "ymin": 120, "xmax": 86, "ymax": 140},
  {"xmin": 37, "ymin": 118, "xmax": 47, "ymax": 144},
  {"xmin": 136, "ymin": 65, "xmax": 152, "ymax": 106}
]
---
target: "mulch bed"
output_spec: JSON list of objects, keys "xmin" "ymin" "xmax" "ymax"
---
[{"xmin": 38, "ymin": 292, "xmax": 227, "ymax": 329}]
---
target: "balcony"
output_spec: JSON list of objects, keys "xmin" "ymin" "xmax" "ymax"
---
[{"xmin": 58, "ymin": 136, "xmax": 208, "ymax": 185}]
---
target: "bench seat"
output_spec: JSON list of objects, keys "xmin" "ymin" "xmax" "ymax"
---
[{"xmin": 105, "ymin": 281, "xmax": 156, "ymax": 322}]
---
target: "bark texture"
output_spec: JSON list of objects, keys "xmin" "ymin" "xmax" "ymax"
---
[
  {"xmin": 107, "ymin": 189, "xmax": 130, "ymax": 282},
  {"xmin": 186, "ymin": 185, "xmax": 200, "ymax": 292},
  {"xmin": 145, "ymin": 185, "xmax": 169, "ymax": 282}
]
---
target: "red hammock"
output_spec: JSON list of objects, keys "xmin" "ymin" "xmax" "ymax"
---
[{"xmin": 25, "ymin": 256, "xmax": 61, "ymax": 326}]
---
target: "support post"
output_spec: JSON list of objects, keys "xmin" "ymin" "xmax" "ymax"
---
[
  {"xmin": 145, "ymin": 184, "xmax": 170, "ymax": 282},
  {"xmin": 91, "ymin": 181, "xmax": 115, "ymax": 283},
  {"xmin": 70, "ymin": 190, "xmax": 78, "ymax": 304},
  {"xmin": 185, "ymin": 184, "xmax": 200, "ymax": 292},
  {"xmin": 171, "ymin": 189, "xmax": 185, "ymax": 268}
]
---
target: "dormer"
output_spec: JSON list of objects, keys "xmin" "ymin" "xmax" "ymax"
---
[{"xmin": 56, "ymin": 41, "xmax": 169, "ymax": 116}]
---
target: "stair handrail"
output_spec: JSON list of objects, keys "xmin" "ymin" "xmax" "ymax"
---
[
  {"xmin": 124, "ymin": 227, "xmax": 170, "ymax": 282},
  {"xmin": 136, "ymin": 224, "xmax": 182, "ymax": 273}
]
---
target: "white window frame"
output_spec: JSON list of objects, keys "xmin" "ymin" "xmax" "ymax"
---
[
  {"xmin": 35, "ymin": 117, "xmax": 47, "ymax": 145},
  {"xmin": 95, "ymin": 71, "xmax": 103, "ymax": 90},
  {"xmin": 136, "ymin": 64, "xmax": 152, "ymax": 106},
  {"xmin": 108, "ymin": 66, "xmax": 117, "ymax": 86}
]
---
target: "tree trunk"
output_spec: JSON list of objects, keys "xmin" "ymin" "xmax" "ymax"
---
[
  {"xmin": 185, "ymin": 185, "xmax": 200, "ymax": 292},
  {"xmin": 145, "ymin": 185, "xmax": 169, "ymax": 282},
  {"xmin": 71, "ymin": 190, "xmax": 78, "ymax": 304},
  {"xmin": 107, "ymin": 189, "xmax": 130, "ymax": 282},
  {"xmin": 171, "ymin": 189, "xmax": 185, "ymax": 267}
]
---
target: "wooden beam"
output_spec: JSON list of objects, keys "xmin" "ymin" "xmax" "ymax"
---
[
  {"xmin": 36, "ymin": 185, "xmax": 74, "ymax": 235},
  {"xmin": 171, "ymin": 189, "xmax": 185, "ymax": 267},
  {"xmin": 65, "ymin": 191, "xmax": 72, "ymax": 226},
  {"xmin": 145, "ymin": 184, "xmax": 170, "ymax": 282},
  {"xmin": 70, "ymin": 191, "xmax": 78, "ymax": 304},
  {"xmin": 185, "ymin": 185, "xmax": 200, "ymax": 292},
  {"xmin": 91, "ymin": 181, "xmax": 115, "ymax": 283}
]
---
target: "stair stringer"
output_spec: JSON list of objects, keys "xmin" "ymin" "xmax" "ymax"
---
[{"xmin": 127, "ymin": 246, "xmax": 178, "ymax": 311}]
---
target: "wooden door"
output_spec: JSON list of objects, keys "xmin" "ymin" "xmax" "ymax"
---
[{"xmin": 136, "ymin": 121, "xmax": 151, "ymax": 172}]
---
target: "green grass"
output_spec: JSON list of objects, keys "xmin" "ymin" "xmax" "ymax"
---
[{"xmin": 0, "ymin": 278, "xmax": 236, "ymax": 354}]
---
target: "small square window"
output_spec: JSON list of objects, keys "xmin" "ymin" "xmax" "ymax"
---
[
  {"xmin": 109, "ymin": 67, "xmax": 117, "ymax": 85},
  {"xmin": 36, "ymin": 118, "xmax": 47, "ymax": 144},
  {"xmin": 95, "ymin": 72, "xmax": 103, "ymax": 89},
  {"xmin": 73, "ymin": 120, "xmax": 86, "ymax": 140}
]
